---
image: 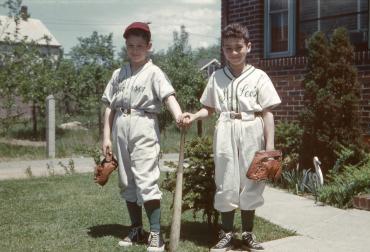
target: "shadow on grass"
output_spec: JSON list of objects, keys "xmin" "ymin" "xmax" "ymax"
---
[
  {"xmin": 162, "ymin": 220, "xmax": 220, "ymax": 248},
  {"xmin": 87, "ymin": 224, "xmax": 132, "ymax": 239}
]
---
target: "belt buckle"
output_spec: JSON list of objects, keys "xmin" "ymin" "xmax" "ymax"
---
[
  {"xmin": 121, "ymin": 108, "xmax": 131, "ymax": 114},
  {"xmin": 230, "ymin": 111, "xmax": 235, "ymax": 119}
]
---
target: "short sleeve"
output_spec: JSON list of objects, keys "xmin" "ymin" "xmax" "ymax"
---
[
  {"xmin": 200, "ymin": 74, "xmax": 215, "ymax": 108},
  {"xmin": 257, "ymin": 72, "xmax": 281, "ymax": 109},
  {"xmin": 101, "ymin": 74, "xmax": 115, "ymax": 108},
  {"xmin": 153, "ymin": 69, "xmax": 175, "ymax": 102}
]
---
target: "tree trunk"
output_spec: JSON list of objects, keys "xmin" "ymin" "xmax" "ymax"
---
[
  {"xmin": 197, "ymin": 120, "xmax": 202, "ymax": 137},
  {"xmin": 98, "ymin": 83, "xmax": 102, "ymax": 139},
  {"xmin": 32, "ymin": 100, "xmax": 37, "ymax": 140}
]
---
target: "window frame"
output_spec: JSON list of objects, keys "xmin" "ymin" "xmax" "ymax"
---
[
  {"xmin": 264, "ymin": 0, "xmax": 296, "ymax": 58},
  {"xmin": 264, "ymin": 0, "xmax": 370, "ymax": 58},
  {"xmin": 295, "ymin": 0, "xmax": 370, "ymax": 55}
]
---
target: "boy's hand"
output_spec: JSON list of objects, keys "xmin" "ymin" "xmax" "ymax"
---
[
  {"xmin": 102, "ymin": 139, "xmax": 112, "ymax": 158},
  {"xmin": 178, "ymin": 113, "xmax": 196, "ymax": 129}
]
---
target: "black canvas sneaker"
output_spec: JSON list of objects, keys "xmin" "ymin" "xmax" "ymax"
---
[
  {"xmin": 147, "ymin": 231, "xmax": 165, "ymax": 252},
  {"xmin": 242, "ymin": 231, "xmax": 265, "ymax": 251},
  {"xmin": 118, "ymin": 224, "xmax": 145, "ymax": 247},
  {"xmin": 210, "ymin": 229, "xmax": 234, "ymax": 252}
]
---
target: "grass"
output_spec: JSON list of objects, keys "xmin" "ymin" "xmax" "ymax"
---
[{"xmin": 0, "ymin": 172, "xmax": 296, "ymax": 251}]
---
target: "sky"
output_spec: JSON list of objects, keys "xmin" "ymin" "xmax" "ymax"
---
[{"xmin": 0, "ymin": 0, "xmax": 221, "ymax": 55}]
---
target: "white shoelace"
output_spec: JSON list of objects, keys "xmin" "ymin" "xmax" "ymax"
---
[
  {"xmin": 242, "ymin": 231, "xmax": 260, "ymax": 247},
  {"xmin": 148, "ymin": 231, "xmax": 160, "ymax": 247},
  {"xmin": 215, "ymin": 230, "xmax": 232, "ymax": 248}
]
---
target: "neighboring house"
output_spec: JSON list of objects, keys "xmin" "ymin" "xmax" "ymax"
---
[
  {"xmin": 198, "ymin": 58, "xmax": 221, "ymax": 79},
  {"xmin": 221, "ymin": 0, "xmax": 370, "ymax": 134},
  {"xmin": 0, "ymin": 6, "xmax": 62, "ymax": 119}
]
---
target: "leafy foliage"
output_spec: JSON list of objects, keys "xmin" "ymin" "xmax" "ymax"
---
[
  {"xmin": 156, "ymin": 26, "xmax": 207, "ymax": 133},
  {"xmin": 275, "ymin": 119, "xmax": 303, "ymax": 160},
  {"xmin": 161, "ymin": 136, "xmax": 219, "ymax": 228},
  {"xmin": 318, "ymin": 158, "xmax": 370, "ymax": 209},
  {"xmin": 194, "ymin": 40, "xmax": 221, "ymax": 61},
  {"xmin": 299, "ymin": 28, "xmax": 364, "ymax": 174}
]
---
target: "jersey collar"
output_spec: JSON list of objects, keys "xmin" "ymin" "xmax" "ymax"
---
[
  {"xmin": 128, "ymin": 60, "xmax": 153, "ymax": 76},
  {"xmin": 224, "ymin": 65, "xmax": 254, "ymax": 81}
]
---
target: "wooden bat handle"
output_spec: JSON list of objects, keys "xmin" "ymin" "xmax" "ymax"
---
[{"xmin": 169, "ymin": 126, "xmax": 186, "ymax": 252}]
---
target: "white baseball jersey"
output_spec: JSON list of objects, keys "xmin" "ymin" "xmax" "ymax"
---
[
  {"xmin": 200, "ymin": 65, "xmax": 281, "ymax": 212},
  {"xmin": 102, "ymin": 61, "xmax": 175, "ymax": 113},
  {"xmin": 101, "ymin": 61, "xmax": 175, "ymax": 205},
  {"xmin": 200, "ymin": 65, "xmax": 281, "ymax": 113}
]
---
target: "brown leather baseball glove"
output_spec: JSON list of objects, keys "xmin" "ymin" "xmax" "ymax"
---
[
  {"xmin": 246, "ymin": 150, "xmax": 282, "ymax": 182},
  {"xmin": 94, "ymin": 153, "xmax": 118, "ymax": 186}
]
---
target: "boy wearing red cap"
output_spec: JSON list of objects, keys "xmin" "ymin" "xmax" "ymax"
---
[{"xmin": 101, "ymin": 22, "xmax": 182, "ymax": 252}]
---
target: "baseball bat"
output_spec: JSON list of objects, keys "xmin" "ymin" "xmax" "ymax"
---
[{"xmin": 169, "ymin": 126, "xmax": 186, "ymax": 252}]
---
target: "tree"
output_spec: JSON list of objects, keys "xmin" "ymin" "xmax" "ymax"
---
[
  {"xmin": 157, "ymin": 26, "xmax": 207, "ymax": 136},
  {"xmin": 299, "ymin": 28, "xmax": 363, "ymax": 174},
  {"xmin": 194, "ymin": 40, "xmax": 221, "ymax": 62},
  {"xmin": 66, "ymin": 31, "xmax": 115, "ymax": 136},
  {"xmin": 69, "ymin": 31, "xmax": 115, "ymax": 70}
]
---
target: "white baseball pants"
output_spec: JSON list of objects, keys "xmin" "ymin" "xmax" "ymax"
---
[
  {"xmin": 213, "ymin": 112, "xmax": 266, "ymax": 212},
  {"xmin": 112, "ymin": 108, "xmax": 162, "ymax": 206}
]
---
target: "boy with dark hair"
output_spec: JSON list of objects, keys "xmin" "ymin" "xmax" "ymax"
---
[
  {"xmin": 101, "ymin": 22, "xmax": 183, "ymax": 252},
  {"xmin": 180, "ymin": 23, "xmax": 281, "ymax": 251}
]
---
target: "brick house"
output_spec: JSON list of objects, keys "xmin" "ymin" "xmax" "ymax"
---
[{"xmin": 221, "ymin": 0, "xmax": 370, "ymax": 134}]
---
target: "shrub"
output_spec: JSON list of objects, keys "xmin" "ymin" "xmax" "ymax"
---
[
  {"xmin": 318, "ymin": 160, "xmax": 370, "ymax": 209},
  {"xmin": 275, "ymin": 119, "xmax": 303, "ymax": 160},
  {"xmin": 299, "ymin": 27, "xmax": 363, "ymax": 173},
  {"xmin": 161, "ymin": 136, "xmax": 219, "ymax": 228}
]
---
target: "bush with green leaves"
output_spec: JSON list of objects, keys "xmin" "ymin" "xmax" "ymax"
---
[
  {"xmin": 161, "ymin": 136, "xmax": 219, "ymax": 228},
  {"xmin": 318, "ymin": 150, "xmax": 370, "ymax": 209},
  {"xmin": 275, "ymin": 119, "xmax": 303, "ymax": 160}
]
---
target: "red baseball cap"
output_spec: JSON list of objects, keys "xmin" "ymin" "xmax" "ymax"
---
[{"xmin": 123, "ymin": 22, "xmax": 151, "ymax": 39}]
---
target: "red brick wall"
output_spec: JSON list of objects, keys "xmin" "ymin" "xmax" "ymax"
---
[
  {"xmin": 226, "ymin": 0, "xmax": 265, "ymax": 64},
  {"xmin": 259, "ymin": 57, "xmax": 307, "ymax": 122},
  {"xmin": 221, "ymin": 0, "xmax": 370, "ymax": 134}
]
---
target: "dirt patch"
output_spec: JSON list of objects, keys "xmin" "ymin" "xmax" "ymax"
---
[{"xmin": 0, "ymin": 139, "xmax": 46, "ymax": 147}]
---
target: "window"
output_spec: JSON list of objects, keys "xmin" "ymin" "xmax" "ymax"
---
[
  {"xmin": 264, "ymin": 0, "xmax": 370, "ymax": 58},
  {"xmin": 265, "ymin": 0, "xmax": 296, "ymax": 58},
  {"xmin": 297, "ymin": 0, "xmax": 369, "ymax": 54}
]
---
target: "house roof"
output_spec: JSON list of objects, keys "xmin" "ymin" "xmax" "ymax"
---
[
  {"xmin": 0, "ymin": 15, "xmax": 61, "ymax": 47},
  {"xmin": 197, "ymin": 58, "xmax": 221, "ymax": 70}
]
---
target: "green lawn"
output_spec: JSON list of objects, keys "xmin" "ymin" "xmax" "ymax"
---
[{"xmin": 0, "ymin": 172, "xmax": 295, "ymax": 251}]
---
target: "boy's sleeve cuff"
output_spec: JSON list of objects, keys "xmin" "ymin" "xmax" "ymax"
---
[
  {"xmin": 162, "ymin": 91, "xmax": 176, "ymax": 102},
  {"xmin": 101, "ymin": 98, "xmax": 110, "ymax": 105}
]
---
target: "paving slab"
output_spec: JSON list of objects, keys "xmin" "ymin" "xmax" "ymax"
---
[{"xmin": 260, "ymin": 235, "xmax": 354, "ymax": 252}]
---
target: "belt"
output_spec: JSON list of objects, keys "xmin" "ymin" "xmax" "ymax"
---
[
  {"xmin": 222, "ymin": 111, "xmax": 262, "ymax": 119},
  {"xmin": 120, "ymin": 108, "xmax": 131, "ymax": 114}
]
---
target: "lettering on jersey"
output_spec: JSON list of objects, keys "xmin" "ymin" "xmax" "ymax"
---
[
  {"xmin": 239, "ymin": 84, "xmax": 257, "ymax": 98},
  {"xmin": 131, "ymin": 85, "xmax": 146, "ymax": 93},
  {"xmin": 219, "ymin": 88, "xmax": 228, "ymax": 102},
  {"xmin": 115, "ymin": 76, "xmax": 127, "ymax": 95}
]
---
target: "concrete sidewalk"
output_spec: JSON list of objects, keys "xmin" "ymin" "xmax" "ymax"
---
[
  {"xmin": 0, "ymin": 153, "xmax": 179, "ymax": 180},
  {"xmin": 257, "ymin": 187, "xmax": 369, "ymax": 252},
  {"xmin": 1, "ymin": 154, "xmax": 368, "ymax": 252}
]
